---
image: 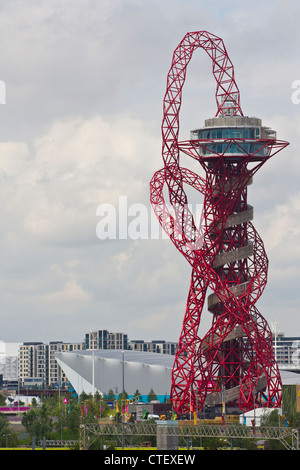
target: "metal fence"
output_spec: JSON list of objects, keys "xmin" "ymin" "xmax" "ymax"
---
[
  {"xmin": 79, "ymin": 422, "xmax": 299, "ymax": 450},
  {"xmin": 37, "ymin": 439, "xmax": 77, "ymax": 448}
]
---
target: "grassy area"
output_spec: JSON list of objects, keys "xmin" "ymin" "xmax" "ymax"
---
[{"xmin": 0, "ymin": 447, "xmax": 72, "ymax": 450}]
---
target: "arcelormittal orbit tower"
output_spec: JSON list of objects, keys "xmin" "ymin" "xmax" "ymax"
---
[{"xmin": 150, "ymin": 31, "xmax": 289, "ymax": 416}]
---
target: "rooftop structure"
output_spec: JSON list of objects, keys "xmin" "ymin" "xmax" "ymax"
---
[{"xmin": 0, "ymin": 340, "xmax": 20, "ymax": 382}]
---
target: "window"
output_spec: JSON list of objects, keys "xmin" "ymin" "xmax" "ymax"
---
[{"xmin": 198, "ymin": 127, "xmax": 259, "ymax": 140}]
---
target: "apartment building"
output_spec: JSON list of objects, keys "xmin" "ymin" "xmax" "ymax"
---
[
  {"xmin": 19, "ymin": 342, "xmax": 46, "ymax": 387},
  {"xmin": 18, "ymin": 341, "xmax": 84, "ymax": 388},
  {"xmin": 273, "ymin": 333, "xmax": 300, "ymax": 366},
  {"xmin": 85, "ymin": 329, "xmax": 128, "ymax": 350},
  {"xmin": 128, "ymin": 339, "xmax": 178, "ymax": 355},
  {"xmin": 84, "ymin": 330, "xmax": 178, "ymax": 354}
]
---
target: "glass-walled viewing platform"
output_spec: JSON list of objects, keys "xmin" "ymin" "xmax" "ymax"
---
[{"xmin": 190, "ymin": 116, "xmax": 277, "ymax": 159}]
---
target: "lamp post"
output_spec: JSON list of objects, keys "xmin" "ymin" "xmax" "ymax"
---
[
  {"xmin": 122, "ymin": 350, "xmax": 125, "ymax": 449},
  {"xmin": 91, "ymin": 330, "xmax": 95, "ymax": 397},
  {"xmin": 122, "ymin": 350, "xmax": 125, "ymax": 394}
]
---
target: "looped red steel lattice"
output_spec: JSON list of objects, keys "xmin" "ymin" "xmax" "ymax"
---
[{"xmin": 150, "ymin": 31, "xmax": 289, "ymax": 414}]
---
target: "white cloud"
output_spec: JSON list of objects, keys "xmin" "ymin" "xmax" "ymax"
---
[
  {"xmin": 0, "ymin": 114, "xmax": 159, "ymax": 247},
  {"xmin": 263, "ymin": 193, "xmax": 300, "ymax": 252},
  {"xmin": 0, "ymin": 141, "xmax": 29, "ymax": 176},
  {"xmin": 0, "ymin": 0, "xmax": 298, "ymax": 343},
  {"xmin": 45, "ymin": 277, "xmax": 91, "ymax": 307}
]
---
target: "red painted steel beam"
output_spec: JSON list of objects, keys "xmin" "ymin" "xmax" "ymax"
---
[{"xmin": 150, "ymin": 31, "xmax": 289, "ymax": 415}]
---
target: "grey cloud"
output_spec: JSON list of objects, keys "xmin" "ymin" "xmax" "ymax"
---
[{"xmin": 0, "ymin": 0, "xmax": 298, "ymax": 343}]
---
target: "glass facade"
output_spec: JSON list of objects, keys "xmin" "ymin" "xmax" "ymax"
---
[
  {"xmin": 197, "ymin": 127, "xmax": 259, "ymax": 139},
  {"xmin": 194, "ymin": 126, "xmax": 268, "ymax": 157}
]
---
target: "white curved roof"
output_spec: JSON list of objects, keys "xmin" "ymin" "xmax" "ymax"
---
[
  {"xmin": 55, "ymin": 349, "xmax": 174, "ymax": 397},
  {"xmin": 279, "ymin": 369, "xmax": 300, "ymax": 385},
  {"xmin": 76, "ymin": 349, "xmax": 175, "ymax": 366}
]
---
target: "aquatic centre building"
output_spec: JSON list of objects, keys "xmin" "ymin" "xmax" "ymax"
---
[{"xmin": 55, "ymin": 349, "xmax": 174, "ymax": 400}]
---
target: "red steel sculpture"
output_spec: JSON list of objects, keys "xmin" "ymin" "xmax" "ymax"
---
[{"xmin": 150, "ymin": 31, "xmax": 289, "ymax": 415}]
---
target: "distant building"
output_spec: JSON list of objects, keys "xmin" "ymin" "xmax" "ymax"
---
[
  {"xmin": 85, "ymin": 329, "xmax": 128, "ymax": 350},
  {"xmin": 18, "ymin": 341, "xmax": 84, "ymax": 388},
  {"xmin": 128, "ymin": 340, "xmax": 178, "ymax": 355},
  {"xmin": 0, "ymin": 341, "xmax": 20, "ymax": 385},
  {"xmin": 272, "ymin": 333, "xmax": 300, "ymax": 368}
]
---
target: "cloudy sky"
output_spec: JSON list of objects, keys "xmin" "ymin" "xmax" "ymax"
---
[{"xmin": 0, "ymin": 0, "xmax": 299, "ymax": 345}]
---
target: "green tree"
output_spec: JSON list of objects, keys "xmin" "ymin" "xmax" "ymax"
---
[
  {"xmin": 260, "ymin": 408, "xmax": 280, "ymax": 427},
  {"xmin": 147, "ymin": 388, "xmax": 157, "ymax": 403},
  {"xmin": 31, "ymin": 397, "xmax": 38, "ymax": 408},
  {"xmin": 65, "ymin": 402, "xmax": 81, "ymax": 438},
  {"xmin": 22, "ymin": 402, "xmax": 52, "ymax": 440},
  {"xmin": 0, "ymin": 394, "xmax": 6, "ymax": 406},
  {"xmin": 98, "ymin": 399, "xmax": 111, "ymax": 418},
  {"xmin": 133, "ymin": 389, "xmax": 142, "ymax": 401},
  {"xmin": 31, "ymin": 416, "xmax": 52, "ymax": 441},
  {"xmin": 289, "ymin": 411, "xmax": 300, "ymax": 428},
  {"xmin": 79, "ymin": 391, "xmax": 89, "ymax": 402},
  {"xmin": 0, "ymin": 413, "xmax": 16, "ymax": 447},
  {"xmin": 21, "ymin": 408, "xmax": 38, "ymax": 434},
  {"xmin": 106, "ymin": 389, "xmax": 116, "ymax": 401},
  {"xmin": 259, "ymin": 409, "xmax": 285, "ymax": 450}
]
